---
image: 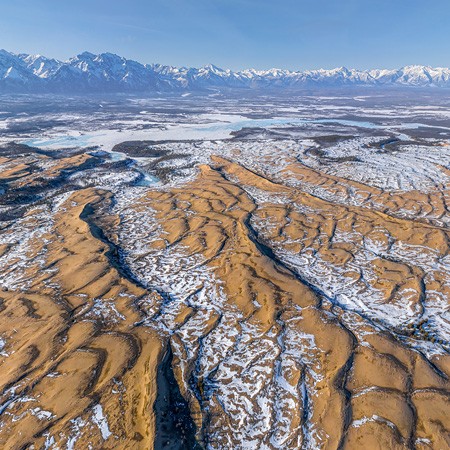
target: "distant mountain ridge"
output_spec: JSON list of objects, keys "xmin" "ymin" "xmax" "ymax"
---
[{"xmin": 1, "ymin": 49, "xmax": 450, "ymax": 93}]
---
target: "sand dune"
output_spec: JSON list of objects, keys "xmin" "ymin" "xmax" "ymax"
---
[{"xmin": 0, "ymin": 139, "xmax": 449, "ymax": 449}]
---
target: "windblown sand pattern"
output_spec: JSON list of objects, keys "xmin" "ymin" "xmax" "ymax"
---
[{"xmin": 0, "ymin": 135, "xmax": 449, "ymax": 449}]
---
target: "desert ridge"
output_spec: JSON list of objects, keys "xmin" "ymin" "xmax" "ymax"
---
[{"xmin": 0, "ymin": 136, "xmax": 449, "ymax": 448}]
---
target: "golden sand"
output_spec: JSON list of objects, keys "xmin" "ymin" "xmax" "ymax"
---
[{"xmin": 0, "ymin": 149, "xmax": 448, "ymax": 449}]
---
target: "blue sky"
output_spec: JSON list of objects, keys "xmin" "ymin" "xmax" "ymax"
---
[{"xmin": 1, "ymin": 0, "xmax": 449, "ymax": 70}]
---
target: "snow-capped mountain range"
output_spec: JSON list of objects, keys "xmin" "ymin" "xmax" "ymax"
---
[{"xmin": 1, "ymin": 49, "xmax": 450, "ymax": 93}]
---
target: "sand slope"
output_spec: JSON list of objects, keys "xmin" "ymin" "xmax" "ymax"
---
[{"xmin": 0, "ymin": 144, "xmax": 449, "ymax": 449}]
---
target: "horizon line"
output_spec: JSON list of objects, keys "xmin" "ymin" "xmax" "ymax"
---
[{"xmin": 1, "ymin": 48, "xmax": 449, "ymax": 73}]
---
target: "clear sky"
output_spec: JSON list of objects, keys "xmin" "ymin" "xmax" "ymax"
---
[{"xmin": 1, "ymin": 0, "xmax": 449, "ymax": 70}]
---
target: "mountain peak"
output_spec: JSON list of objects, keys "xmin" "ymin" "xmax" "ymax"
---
[
  {"xmin": 0, "ymin": 50, "xmax": 449, "ymax": 92},
  {"xmin": 75, "ymin": 51, "xmax": 96, "ymax": 60},
  {"xmin": 201, "ymin": 63, "xmax": 226, "ymax": 73}
]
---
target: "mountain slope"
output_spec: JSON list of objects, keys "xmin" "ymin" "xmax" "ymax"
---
[{"xmin": 1, "ymin": 49, "xmax": 450, "ymax": 93}]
